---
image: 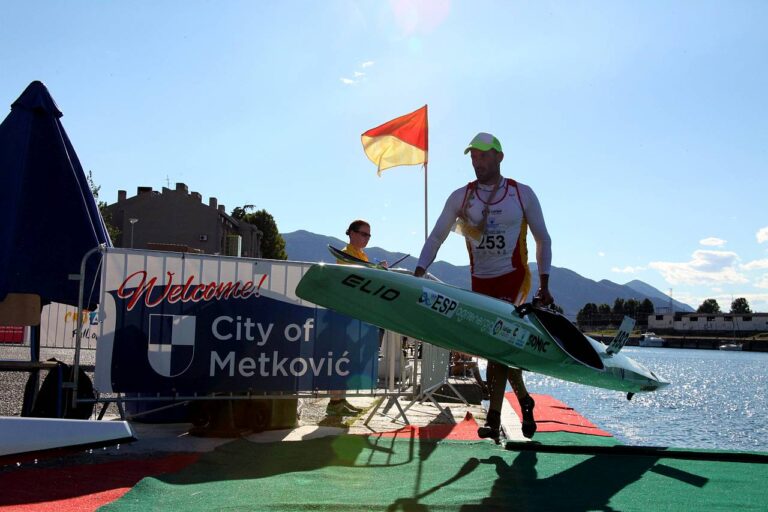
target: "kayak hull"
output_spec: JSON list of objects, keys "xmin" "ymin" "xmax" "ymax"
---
[{"xmin": 295, "ymin": 263, "xmax": 669, "ymax": 394}]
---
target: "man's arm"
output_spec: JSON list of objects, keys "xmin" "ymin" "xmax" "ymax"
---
[
  {"xmin": 521, "ymin": 185, "xmax": 554, "ymax": 305},
  {"xmin": 535, "ymin": 273, "xmax": 554, "ymax": 305},
  {"xmin": 520, "ymin": 185, "xmax": 551, "ymax": 274},
  {"xmin": 414, "ymin": 188, "xmax": 464, "ymax": 278}
]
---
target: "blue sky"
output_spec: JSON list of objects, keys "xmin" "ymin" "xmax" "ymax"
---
[{"xmin": 2, "ymin": 1, "xmax": 767, "ymax": 312}]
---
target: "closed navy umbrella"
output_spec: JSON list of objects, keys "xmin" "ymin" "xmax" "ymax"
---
[{"xmin": 0, "ymin": 81, "xmax": 111, "ymax": 308}]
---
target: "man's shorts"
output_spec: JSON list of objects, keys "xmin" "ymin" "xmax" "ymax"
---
[{"xmin": 471, "ymin": 270, "xmax": 526, "ymax": 304}]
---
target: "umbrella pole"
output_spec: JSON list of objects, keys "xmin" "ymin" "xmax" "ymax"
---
[{"xmin": 20, "ymin": 325, "xmax": 41, "ymax": 416}]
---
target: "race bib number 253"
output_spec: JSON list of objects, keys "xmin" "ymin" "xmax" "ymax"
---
[{"xmin": 477, "ymin": 234, "xmax": 506, "ymax": 250}]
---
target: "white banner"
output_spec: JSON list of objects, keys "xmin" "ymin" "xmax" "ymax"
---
[{"xmin": 95, "ymin": 248, "xmax": 379, "ymax": 395}]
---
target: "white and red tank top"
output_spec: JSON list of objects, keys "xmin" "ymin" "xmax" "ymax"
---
[{"xmin": 417, "ymin": 176, "xmax": 552, "ymax": 279}]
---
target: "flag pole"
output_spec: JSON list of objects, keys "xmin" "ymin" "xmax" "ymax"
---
[
  {"xmin": 360, "ymin": 104, "xmax": 428, "ymax": 240},
  {"xmin": 423, "ymin": 104, "xmax": 429, "ymax": 241},
  {"xmin": 423, "ymin": 163, "xmax": 428, "ymax": 241}
]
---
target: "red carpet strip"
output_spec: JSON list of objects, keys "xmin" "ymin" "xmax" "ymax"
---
[
  {"xmin": 505, "ymin": 392, "xmax": 612, "ymax": 436},
  {"xmin": 372, "ymin": 411, "xmax": 482, "ymax": 441},
  {"xmin": 0, "ymin": 453, "xmax": 199, "ymax": 511}
]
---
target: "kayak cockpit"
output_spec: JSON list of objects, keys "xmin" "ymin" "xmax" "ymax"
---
[{"xmin": 525, "ymin": 306, "xmax": 605, "ymax": 370}]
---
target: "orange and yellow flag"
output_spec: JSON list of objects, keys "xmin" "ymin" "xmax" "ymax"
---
[{"xmin": 361, "ymin": 105, "xmax": 428, "ymax": 176}]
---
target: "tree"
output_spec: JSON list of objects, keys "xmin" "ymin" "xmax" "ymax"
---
[
  {"xmin": 232, "ymin": 205, "xmax": 287, "ymax": 260},
  {"xmin": 577, "ymin": 303, "xmax": 598, "ymax": 328},
  {"xmin": 231, "ymin": 205, "xmax": 252, "ymax": 220},
  {"xmin": 730, "ymin": 297, "xmax": 752, "ymax": 314},
  {"xmin": 623, "ymin": 299, "xmax": 640, "ymax": 318},
  {"xmin": 612, "ymin": 298, "xmax": 625, "ymax": 316},
  {"xmin": 597, "ymin": 303, "xmax": 612, "ymax": 321},
  {"xmin": 87, "ymin": 170, "xmax": 120, "ymax": 242},
  {"xmin": 637, "ymin": 299, "xmax": 655, "ymax": 326},
  {"xmin": 697, "ymin": 299, "xmax": 721, "ymax": 314}
]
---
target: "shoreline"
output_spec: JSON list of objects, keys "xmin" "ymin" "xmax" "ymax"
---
[{"xmin": 589, "ymin": 334, "xmax": 768, "ymax": 352}]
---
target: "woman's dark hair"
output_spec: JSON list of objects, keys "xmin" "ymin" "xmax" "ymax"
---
[{"xmin": 346, "ymin": 219, "xmax": 370, "ymax": 236}]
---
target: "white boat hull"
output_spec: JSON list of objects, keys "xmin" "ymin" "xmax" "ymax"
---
[{"xmin": 0, "ymin": 417, "xmax": 135, "ymax": 458}]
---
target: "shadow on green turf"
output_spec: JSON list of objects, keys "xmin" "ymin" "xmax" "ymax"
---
[{"xmin": 115, "ymin": 434, "xmax": 713, "ymax": 511}]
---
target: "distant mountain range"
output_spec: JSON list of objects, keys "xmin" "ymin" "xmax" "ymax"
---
[{"xmin": 282, "ymin": 230, "xmax": 693, "ymax": 319}]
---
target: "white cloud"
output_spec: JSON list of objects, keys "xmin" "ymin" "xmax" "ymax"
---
[
  {"xmin": 341, "ymin": 62, "xmax": 374, "ymax": 86},
  {"xmin": 649, "ymin": 250, "xmax": 748, "ymax": 285},
  {"xmin": 685, "ymin": 292, "xmax": 768, "ymax": 313},
  {"xmin": 611, "ymin": 266, "xmax": 645, "ymax": 274},
  {"xmin": 700, "ymin": 237, "xmax": 726, "ymax": 247},
  {"xmin": 758, "ymin": 227, "xmax": 768, "ymax": 244},
  {"xmin": 674, "ymin": 291, "xmax": 699, "ymax": 307},
  {"xmin": 742, "ymin": 259, "xmax": 768, "ymax": 270},
  {"xmin": 756, "ymin": 274, "xmax": 768, "ymax": 289},
  {"xmin": 740, "ymin": 293, "xmax": 768, "ymax": 312},
  {"xmin": 597, "ymin": 251, "xmax": 605, "ymax": 257}
]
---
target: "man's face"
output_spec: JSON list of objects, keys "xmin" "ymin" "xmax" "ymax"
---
[{"xmin": 469, "ymin": 148, "xmax": 503, "ymax": 184}]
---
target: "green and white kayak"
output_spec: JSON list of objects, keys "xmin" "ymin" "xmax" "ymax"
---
[{"xmin": 295, "ymin": 263, "xmax": 669, "ymax": 395}]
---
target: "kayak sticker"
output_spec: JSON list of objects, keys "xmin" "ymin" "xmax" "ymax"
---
[
  {"xmin": 526, "ymin": 333, "xmax": 550, "ymax": 353},
  {"xmin": 454, "ymin": 307, "xmax": 494, "ymax": 332},
  {"xmin": 418, "ymin": 287, "xmax": 459, "ymax": 318},
  {"xmin": 490, "ymin": 318, "xmax": 529, "ymax": 348},
  {"xmin": 341, "ymin": 274, "xmax": 401, "ymax": 301}
]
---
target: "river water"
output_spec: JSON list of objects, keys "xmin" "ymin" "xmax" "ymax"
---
[{"xmin": 483, "ymin": 347, "xmax": 768, "ymax": 452}]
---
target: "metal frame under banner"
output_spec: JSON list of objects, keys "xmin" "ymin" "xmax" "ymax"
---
[{"xmin": 398, "ymin": 341, "xmax": 468, "ymax": 422}]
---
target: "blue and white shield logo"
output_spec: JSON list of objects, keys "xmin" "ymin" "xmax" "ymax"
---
[{"xmin": 147, "ymin": 314, "xmax": 196, "ymax": 377}]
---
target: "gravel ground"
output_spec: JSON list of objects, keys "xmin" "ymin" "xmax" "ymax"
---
[{"xmin": 0, "ymin": 346, "xmax": 108, "ymax": 417}]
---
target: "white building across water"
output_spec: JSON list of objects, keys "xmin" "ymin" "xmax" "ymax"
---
[{"xmin": 648, "ymin": 312, "xmax": 768, "ymax": 334}]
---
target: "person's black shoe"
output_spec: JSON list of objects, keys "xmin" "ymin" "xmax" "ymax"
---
[
  {"xmin": 477, "ymin": 425, "xmax": 500, "ymax": 443},
  {"xmin": 339, "ymin": 399, "xmax": 363, "ymax": 412},
  {"xmin": 478, "ymin": 409, "xmax": 502, "ymax": 443},
  {"xmin": 521, "ymin": 395, "xmax": 537, "ymax": 439},
  {"xmin": 326, "ymin": 400, "xmax": 360, "ymax": 417}
]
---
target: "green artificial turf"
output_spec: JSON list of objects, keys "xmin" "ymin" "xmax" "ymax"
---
[{"xmin": 100, "ymin": 433, "xmax": 768, "ymax": 511}]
